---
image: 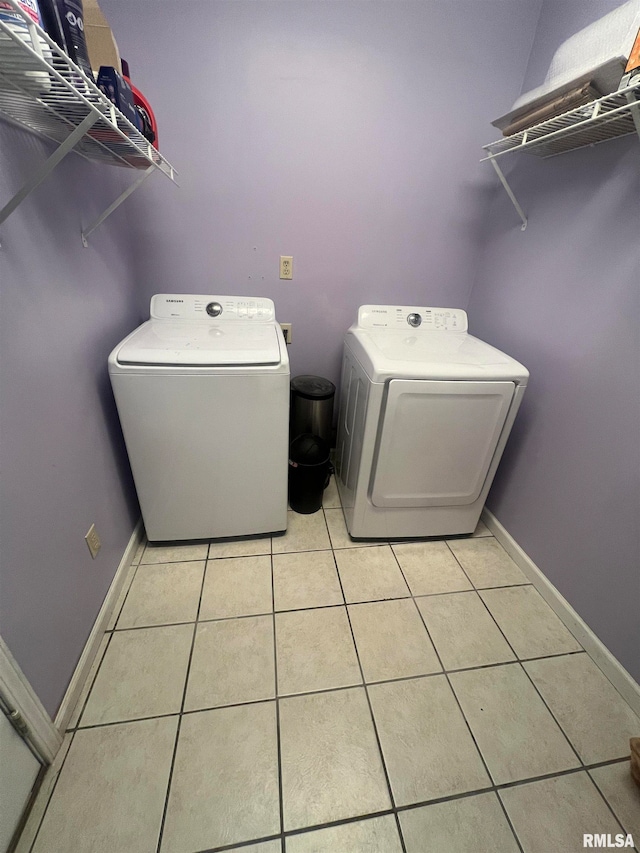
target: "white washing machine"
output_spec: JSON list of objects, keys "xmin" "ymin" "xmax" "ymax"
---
[
  {"xmin": 336, "ymin": 304, "xmax": 529, "ymax": 539},
  {"xmin": 108, "ymin": 294, "xmax": 289, "ymax": 542}
]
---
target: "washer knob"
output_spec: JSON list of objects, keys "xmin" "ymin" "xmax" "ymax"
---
[
  {"xmin": 206, "ymin": 302, "xmax": 223, "ymax": 317},
  {"xmin": 407, "ymin": 312, "xmax": 422, "ymax": 328}
]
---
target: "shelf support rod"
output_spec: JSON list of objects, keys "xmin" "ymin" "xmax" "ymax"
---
[
  {"xmin": 625, "ymin": 90, "xmax": 640, "ymax": 142},
  {"xmin": 488, "ymin": 155, "xmax": 527, "ymax": 231},
  {"xmin": 81, "ymin": 166, "xmax": 155, "ymax": 246},
  {"xmin": 0, "ymin": 113, "xmax": 98, "ymax": 229}
]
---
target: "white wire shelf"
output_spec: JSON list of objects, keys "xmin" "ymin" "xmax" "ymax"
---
[
  {"xmin": 483, "ymin": 82, "xmax": 640, "ymax": 161},
  {"xmin": 0, "ymin": 0, "xmax": 177, "ymax": 242},
  {"xmin": 481, "ymin": 82, "xmax": 640, "ymax": 230}
]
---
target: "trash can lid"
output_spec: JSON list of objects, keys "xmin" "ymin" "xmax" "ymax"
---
[
  {"xmin": 290, "ymin": 434, "xmax": 330, "ymax": 465},
  {"xmin": 291, "ymin": 375, "xmax": 336, "ymax": 401}
]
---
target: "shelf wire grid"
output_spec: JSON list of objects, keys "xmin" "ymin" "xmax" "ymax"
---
[
  {"xmin": 0, "ymin": 4, "xmax": 176, "ymax": 180},
  {"xmin": 483, "ymin": 83, "xmax": 640, "ymax": 160}
]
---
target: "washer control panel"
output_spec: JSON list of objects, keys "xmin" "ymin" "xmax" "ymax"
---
[
  {"xmin": 358, "ymin": 305, "xmax": 468, "ymax": 332},
  {"xmin": 151, "ymin": 294, "xmax": 276, "ymax": 321}
]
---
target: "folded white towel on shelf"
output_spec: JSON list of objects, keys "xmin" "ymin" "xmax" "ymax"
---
[{"xmin": 493, "ymin": 0, "xmax": 640, "ymax": 132}]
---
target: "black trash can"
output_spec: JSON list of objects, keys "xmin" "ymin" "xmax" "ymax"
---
[
  {"xmin": 289, "ymin": 434, "xmax": 332, "ymax": 514},
  {"xmin": 290, "ymin": 375, "xmax": 336, "ymax": 446}
]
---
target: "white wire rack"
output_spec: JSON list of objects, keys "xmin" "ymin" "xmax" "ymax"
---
[
  {"xmin": 0, "ymin": 0, "xmax": 177, "ymax": 243},
  {"xmin": 482, "ymin": 82, "xmax": 640, "ymax": 230}
]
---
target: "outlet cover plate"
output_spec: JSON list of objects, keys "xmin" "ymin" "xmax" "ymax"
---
[
  {"xmin": 279, "ymin": 256, "xmax": 293, "ymax": 280},
  {"xmin": 85, "ymin": 524, "xmax": 101, "ymax": 559}
]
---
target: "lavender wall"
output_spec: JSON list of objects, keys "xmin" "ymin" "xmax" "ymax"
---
[
  {"xmin": 1, "ymin": 0, "xmax": 542, "ymax": 717},
  {"xmin": 467, "ymin": 1, "xmax": 640, "ymax": 681},
  {"xmin": 0, "ymin": 124, "xmax": 145, "ymax": 715},
  {"xmin": 103, "ymin": 0, "xmax": 541, "ymax": 387},
  {"xmin": 3, "ymin": 0, "xmax": 635, "ymax": 720}
]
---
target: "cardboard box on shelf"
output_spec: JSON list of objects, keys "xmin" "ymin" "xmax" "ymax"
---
[
  {"xmin": 617, "ymin": 26, "xmax": 640, "ymax": 89},
  {"xmin": 83, "ymin": 0, "xmax": 120, "ymax": 76},
  {"xmin": 625, "ymin": 26, "xmax": 640, "ymax": 73}
]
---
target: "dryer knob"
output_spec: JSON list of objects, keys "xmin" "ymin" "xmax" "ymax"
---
[
  {"xmin": 206, "ymin": 302, "xmax": 223, "ymax": 317},
  {"xmin": 407, "ymin": 312, "xmax": 422, "ymax": 328}
]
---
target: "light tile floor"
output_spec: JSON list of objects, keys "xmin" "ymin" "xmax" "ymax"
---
[{"xmin": 22, "ymin": 483, "xmax": 640, "ymax": 853}]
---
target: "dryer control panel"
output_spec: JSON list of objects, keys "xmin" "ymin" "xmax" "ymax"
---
[
  {"xmin": 150, "ymin": 294, "xmax": 276, "ymax": 322},
  {"xmin": 358, "ymin": 305, "xmax": 468, "ymax": 332}
]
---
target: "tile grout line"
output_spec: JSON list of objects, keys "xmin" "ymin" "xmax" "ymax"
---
[
  {"xmin": 67, "ymin": 630, "xmax": 116, "ymax": 732},
  {"xmin": 99, "ymin": 592, "xmax": 592, "ymax": 637},
  {"xmin": 324, "ymin": 508, "xmax": 408, "ymax": 853},
  {"xmin": 437, "ymin": 541, "xmax": 629, "ymax": 845},
  {"xmin": 139, "ymin": 556, "xmax": 208, "ymax": 566},
  {"xmin": 25, "ymin": 732, "xmax": 77, "ymax": 853},
  {"xmin": 444, "ymin": 568, "xmax": 584, "ymax": 767},
  {"xmin": 102, "ymin": 586, "xmax": 577, "ymax": 634},
  {"xmin": 474, "ymin": 601, "xmax": 629, "ymax": 834},
  {"xmin": 31, "ymin": 517, "xmax": 636, "ymax": 852},
  {"xmin": 70, "ymin": 711, "xmax": 181, "ymax": 732},
  {"xmin": 191, "ymin": 834, "xmax": 284, "ymax": 853},
  {"xmin": 390, "ymin": 545, "xmax": 526, "ymax": 853},
  {"xmin": 468, "ymin": 575, "xmax": 590, "ymax": 770},
  {"xmin": 244, "ymin": 765, "xmax": 635, "ymax": 851},
  {"xmin": 280, "ymin": 808, "xmax": 398, "ymax": 846},
  {"xmin": 443, "ymin": 537, "xmax": 506, "ymax": 593},
  {"xmin": 585, "ymin": 768, "xmax": 638, "ymax": 847},
  {"xmin": 154, "ymin": 554, "xmax": 209, "ymax": 853},
  {"xmin": 190, "ymin": 809, "xmax": 400, "ymax": 853},
  {"xmin": 473, "ymin": 578, "xmax": 585, "ymax": 663},
  {"xmin": 269, "ymin": 544, "xmax": 287, "ymax": 853},
  {"xmin": 34, "ymin": 711, "xmax": 635, "ymax": 850},
  {"xmin": 109, "ymin": 557, "xmax": 143, "ymax": 630},
  {"xmin": 66, "ymin": 650, "xmax": 638, "ymax": 740},
  {"xmin": 441, "ymin": 540, "xmax": 582, "ymax": 850},
  {"xmin": 175, "ymin": 751, "xmax": 638, "ymax": 853},
  {"xmin": 323, "ymin": 505, "xmax": 336, "ymax": 553},
  {"xmin": 67, "ymin": 544, "xmax": 147, "ymax": 731},
  {"xmin": 511, "ymin": 654, "xmax": 636, "ymax": 840},
  {"xmin": 469, "ymin": 578, "xmax": 588, "ymax": 769},
  {"xmin": 517, "ymin": 663, "xmax": 585, "ymax": 761},
  {"xmin": 121, "ymin": 524, "xmax": 632, "ymax": 820},
  {"xmin": 25, "ymin": 548, "xmax": 151, "ymax": 851},
  {"xmin": 66, "ymin": 550, "xmax": 203, "ymax": 732}
]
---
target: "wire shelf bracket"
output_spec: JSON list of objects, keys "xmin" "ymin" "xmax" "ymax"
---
[
  {"xmin": 81, "ymin": 165, "xmax": 154, "ymax": 246},
  {"xmin": 482, "ymin": 82, "xmax": 640, "ymax": 230},
  {"xmin": 0, "ymin": 111, "xmax": 97, "ymax": 229},
  {"xmin": 487, "ymin": 155, "xmax": 528, "ymax": 231},
  {"xmin": 0, "ymin": 0, "xmax": 178, "ymax": 244},
  {"xmin": 625, "ymin": 89, "xmax": 640, "ymax": 139}
]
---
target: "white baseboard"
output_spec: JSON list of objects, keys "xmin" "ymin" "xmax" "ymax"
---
[
  {"xmin": 0, "ymin": 637, "xmax": 61, "ymax": 763},
  {"xmin": 54, "ymin": 519, "xmax": 144, "ymax": 732},
  {"xmin": 482, "ymin": 508, "xmax": 640, "ymax": 716}
]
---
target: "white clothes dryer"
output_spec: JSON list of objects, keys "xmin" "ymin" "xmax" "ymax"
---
[
  {"xmin": 109, "ymin": 294, "xmax": 289, "ymax": 542},
  {"xmin": 335, "ymin": 304, "xmax": 528, "ymax": 539}
]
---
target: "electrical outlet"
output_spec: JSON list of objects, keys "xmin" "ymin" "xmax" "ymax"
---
[
  {"xmin": 280, "ymin": 323, "xmax": 292, "ymax": 344},
  {"xmin": 279, "ymin": 256, "xmax": 293, "ymax": 280},
  {"xmin": 85, "ymin": 524, "xmax": 101, "ymax": 559}
]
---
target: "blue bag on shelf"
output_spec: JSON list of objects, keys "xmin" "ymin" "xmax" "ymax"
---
[{"xmin": 97, "ymin": 65, "xmax": 141, "ymax": 130}]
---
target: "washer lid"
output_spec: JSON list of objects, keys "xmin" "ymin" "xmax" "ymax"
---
[{"xmin": 116, "ymin": 320, "xmax": 282, "ymax": 366}]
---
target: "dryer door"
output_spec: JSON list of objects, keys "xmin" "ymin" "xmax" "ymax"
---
[{"xmin": 371, "ymin": 379, "xmax": 515, "ymax": 507}]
